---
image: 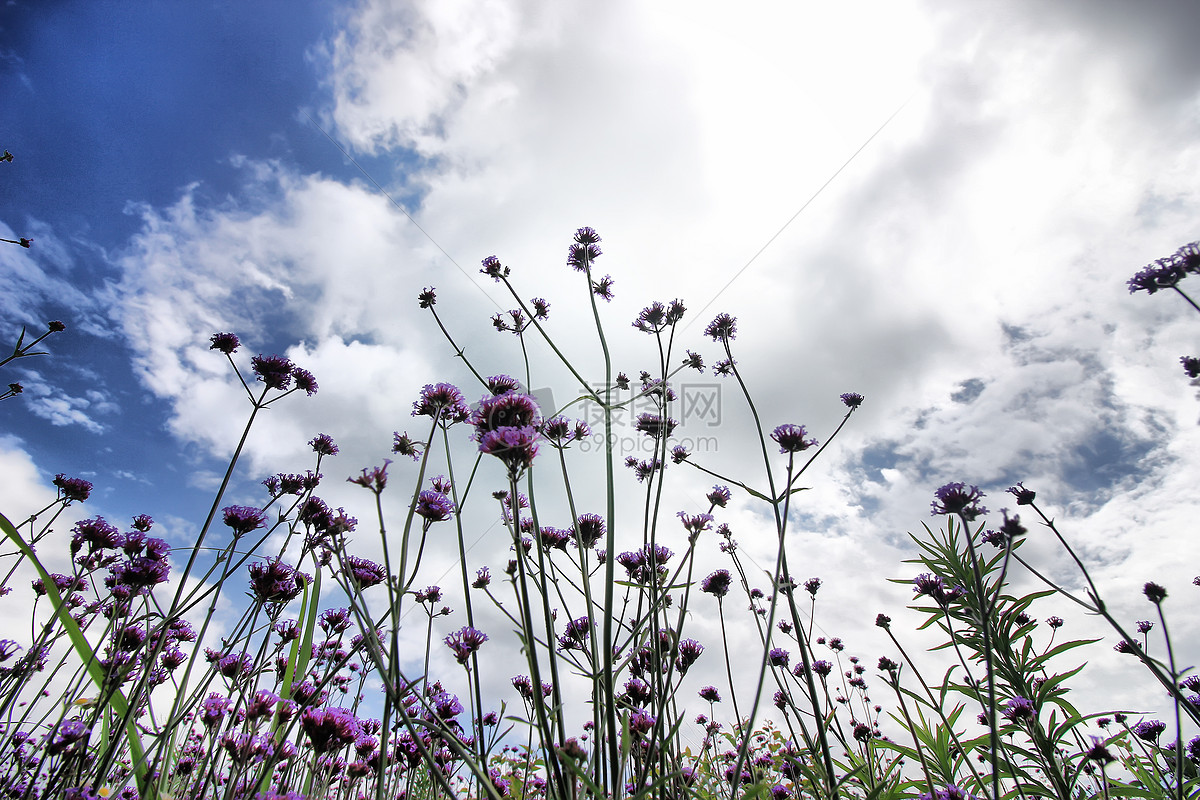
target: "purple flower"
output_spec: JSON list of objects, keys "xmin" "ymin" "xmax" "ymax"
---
[
  {"xmin": 539, "ymin": 526, "xmax": 572, "ymax": 551},
  {"xmin": 54, "ymin": 473, "xmax": 93, "ymax": 502},
  {"xmin": 574, "ymin": 226, "xmax": 601, "ymax": 245},
  {"xmin": 768, "ymin": 648, "xmax": 790, "ymax": 668},
  {"xmin": 415, "ymin": 489, "xmax": 455, "ymax": 522},
  {"xmin": 704, "ymin": 313, "xmax": 737, "ymax": 342},
  {"xmin": 344, "ymin": 555, "xmax": 386, "ymax": 589},
  {"xmin": 251, "ymin": 354, "xmax": 294, "ymax": 390},
  {"xmin": 678, "ymin": 511, "xmax": 713, "ymax": 535},
  {"xmin": 1182, "ymin": 356, "xmax": 1200, "ymax": 379},
  {"xmin": 623, "ymin": 677, "xmax": 651, "ymax": 706},
  {"xmin": 472, "ymin": 567, "xmax": 491, "ymax": 588},
  {"xmin": 348, "ymin": 461, "xmax": 390, "ymax": 494},
  {"xmin": 248, "ymin": 559, "xmax": 305, "ymax": 604},
  {"xmin": 201, "ymin": 693, "xmax": 231, "ymax": 728},
  {"xmin": 1003, "ymin": 696, "xmax": 1035, "ymax": 722},
  {"xmin": 111, "ymin": 556, "xmax": 170, "ymax": 592},
  {"xmin": 701, "ymin": 569, "xmax": 732, "ymax": 598},
  {"xmin": 1144, "ymin": 582, "xmax": 1168, "ymax": 603},
  {"xmin": 1128, "ymin": 256, "xmax": 1187, "ymax": 294},
  {"xmin": 481, "ymin": 255, "xmax": 510, "ymax": 280},
  {"xmin": 391, "ymin": 430, "xmax": 422, "ymax": 461},
  {"xmin": 479, "ymin": 427, "xmax": 540, "ymax": 474},
  {"xmin": 71, "ymin": 517, "xmax": 123, "ymax": 554},
  {"xmin": 811, "ymin": 660, "xmax": 833, "ymax": 677},
  {"xmin": 418, "ymin": 287, "xmax": 437, "ymax": 308},
  {"xmin": 699, "ymin": 685, "xmax": 721, "ymax": 702},
  {"xmin": 302, "ymin": 706, "xmax": 364, "ymax": 753},
  {"xmin": 485, "ymin": 374, "xmax": 521, "ymax": 395},
  {"xmin": 558, "ymin": 617, "xmax": 592, "ymax": 651},
  {"xmin": 912, "ymin": 573, "xmax": 964, "ymax": 606},
  {"xmin": 433, "ymin": 691, "xmax": 465, "ymax": 719},
  {"xmin": 223, "ymin": 505, "xmax": 266, "ymax": 536},
  {"xmin": 706, "ymin": 486, "xmax": 731, "ymax": 508},
  {"xmin": 804, "ymin": 577, "xmax": 822, "ymax": 596},
  {"xmin": 1006, "ymin": 482, "xmax": 1035, "ymax": 505},
  {"xmin": 591, "ymin": 274, "xmax": 615, "ymax": 301},
  {"xmin": 413, "ymin": 383, "xmax": 471, "ymax": 423},
  {"xmin": 309, "ymin": 433, "xmax": 339, "ymax": 455},
  {"xmin": 574, "ymin": 513, "xmax": 606, "ymax": 548},
  {"xmin": 209, "ymin": 332, "xmax": 240, "ymax": 354},
  {"xmin": 47, "ymin": 719, "xmax": 90, "ymax": 755},
  {"xmin": 217, "ymin": 651, "xmax": 254, "ymax": 681},
  {"xmin": 633, "ymin": 302, "xmax": 671, "ymax": 333},
  {"xmin": 291, "ymin": 367, "xmax": 318, "ymax": 396},
  {"xmin": 542, "ymin": 415, "xmax": 589, "ymax": 446},
  {"xmin": 1085, "ymin": 736, "xmax": 1114, "ymax": 764},
  {"xmin": 629, "ymin": 709, "xmax": 656, "ymax": 737},
  {"xmin": 1133, "ymin": 719, "xmax": 1167, "ymax": 742},
  {"xmin": 445, "ymin": 626, "xmax": 488, "ymax": 664},
  {"xmin": 931, "ymin": 483, "xmax": 987, "ymax": 521},
  {"xmin": 567, "ymin": 230, "xmax": 602, "ymax": 270},
  {"xmin": 840, "ymin": 392, "xmax": 864, "ymax": 408},
  {"xmin": 0, "ymin": 640, "xmax": 21, "ymax": 662},
  {"xmin": 771, "ymin": 424, "xmax": 818, "ymax": 454},
  {"xmin": 473, "ymin": 391, "xmax": 541, "ymax": 434}
]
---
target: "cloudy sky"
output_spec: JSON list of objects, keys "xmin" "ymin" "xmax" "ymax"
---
[{"xmin": 3, "ymin": 0, "xmax": 1200, "ymax": 740}]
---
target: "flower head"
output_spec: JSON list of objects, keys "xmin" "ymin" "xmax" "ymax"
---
[
  {"xmin": 479, "ymin": 426, "xmax": 540, "ymax": 475},
  {"xmin": 1144, "ymin": 582, "xmax": 1168, "ymax": 604},
  {"xmin": 701, "ymin": 569, "xmax": 732, "ymax": 598},
  {"xmin": 704, "ymin": 313, "xmax": 737, "ymax": 342},
  {"xmin": 1128, "ymin": 256, "xmax": 1187, "ymax": 294},
  {"xmin": 209, "ymin": 332, "xmax": 240, "ymax": 354},
  {"xmin": 481, "ymin": 255, "xmax": 510, "ymax": 280},
  {"xmin": 1133, "ymin": 719, "xmax": 1166, "ymax": 742},
  {"xmin": 248, "ymin": 559, "xmax": 306, "ymax": 604},
  {"xmin": 567, "ymin": 229, "xmax": 602, "ymax": 270},
  {"xmin": 291, "ymin": 367, "xmax": 318, "ymax": 396},
  {"xmin": 251, "ymin": 355, "xmax": 294, "ymax": 390},
  {"xmin": 223, "ymin": 505, "xmax": 266, "ymax": 536},
  {"xmin": 54, "ymin": 474, "xmax": 93, "ymax": 503},
  {"xmin": 418, "ymin": 287, "xmax": 437, "ymax": 308},
  {"xmin": 1003, "ymin": 696, "xmax": 1035, "ymax": 722},
  {"xmin": 706, "ymin": 485, "xmax": 731, "ymax": 508},
  {"xmin": 445, "ymin": 626, "xmax": 488, "ymax": 664},
  {"xmin": 310, "ymin": 433, "xmax": 339, "ymax": 456},
  {"xmin": 840, "ymin": 392, "xmax": 864, "ymax": 408},
  {"xmin": 678, "ymin": 511, "xmax": 714, "ymax": 535},
  {"xmin": 771, "ymin": 424, "xmax": 818, "ymax": 454},
  {"xmin": 591, "ymin": 274, "xmax": 615, "ymax": 301},
  {"xmin": 415, "ymin": 489, "xmax": 455, "ymax": 522},
  {"xmin": 931, "ymin": 483, "xmax": 987, "ymax": 521},
  {"xmin": 413, "ymin": 383, "xmax": 470, "ymax": 422}
]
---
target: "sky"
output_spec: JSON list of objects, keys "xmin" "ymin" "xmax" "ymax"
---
[{"xmin": 3, "ymin": 0, "xmax": 1200, "ymax": 748}]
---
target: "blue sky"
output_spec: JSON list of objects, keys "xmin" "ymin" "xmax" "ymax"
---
[{"xmin": 4, "ymin": 0, "xmax": 1200, "ymax": 732}]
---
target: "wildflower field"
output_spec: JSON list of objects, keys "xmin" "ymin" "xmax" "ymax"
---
[{"xmin": 2, "ymin": 218, "xmax": 1199, "ymax": 800}]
